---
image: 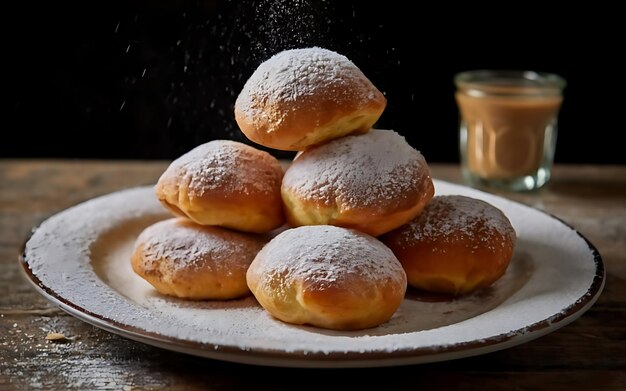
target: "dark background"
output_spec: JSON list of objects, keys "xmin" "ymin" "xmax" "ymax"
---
[{"xmin": 5, "ymin": 1, "xmax": 624, "ymax": 163}]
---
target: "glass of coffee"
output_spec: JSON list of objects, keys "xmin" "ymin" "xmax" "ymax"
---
[{"xmin": 455, "ymin": 70, "xmax": 566, "ymax": 191}]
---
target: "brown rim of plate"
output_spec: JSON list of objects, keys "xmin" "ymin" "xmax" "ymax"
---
[{"xmin": 18, "ymin": 209, "xmax": 605, "ymax": 365}]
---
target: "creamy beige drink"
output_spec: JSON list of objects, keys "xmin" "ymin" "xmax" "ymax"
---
[{"xmin": 455, "ymin": 71, "xmax": 565, "ymax": 191}]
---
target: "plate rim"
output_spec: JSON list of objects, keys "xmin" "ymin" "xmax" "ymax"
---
[{"xmin": 18, "ymin": 184, "xmax": 606, "ymax": 367}]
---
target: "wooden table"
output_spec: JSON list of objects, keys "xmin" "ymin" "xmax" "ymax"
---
[{"xmin": 1, "ymin": 160, "xmax": 625, "ymax": 390}]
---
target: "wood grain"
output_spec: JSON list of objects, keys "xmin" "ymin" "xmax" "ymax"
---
[{"xmin": 1, "ymin": 160, "xmax": 625, "ymax": 390}]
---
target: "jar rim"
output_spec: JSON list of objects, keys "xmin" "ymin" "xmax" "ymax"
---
[{"xmin": 455, "ymin": 70, "xmax": 566, "ymax": 97}]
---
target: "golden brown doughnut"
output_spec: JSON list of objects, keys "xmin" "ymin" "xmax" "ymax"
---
[
  {"xmin": 131, "ymin": 218, "xmax": 266, "ymax": 300},
  {"xmin": 382, "ymin": 195, "xmax": 517, "ymax": 295},
  {"xmin": 235, "ymin": 47, "xmax": 386, "ymax": 151},
  {"xmin": 281, "ymin": 129, "xmax": 434, "ymax": 237},
  {"xmin": 155, "ymin": 140, "xmax": 284, "ymax": 233},
  {"xmin": 246, "ymin": 225, "xmax": 407, "ymax": 330}
]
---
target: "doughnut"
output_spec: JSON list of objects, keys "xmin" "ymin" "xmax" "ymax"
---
[
  {"xmin": 382, "ymin": 195, "xmax": 517, "ymax": 295},
  {"xmin": 246, "ymin": 225, "xmax": 407, "ymax": 330},
  {"xmin": 131, "ymin": 218, "xmax": 266, "ymax": 300},
  {"xmin": 281, "ymin": 129, "xmax": 434, "ymax": 237},
  {"xmin": 234, "ymin": 47, "xmax": 386, "ymax": 151},
  {"xmin": 155, "ymin": 140, "xmax": 284, "ymax": 233}
]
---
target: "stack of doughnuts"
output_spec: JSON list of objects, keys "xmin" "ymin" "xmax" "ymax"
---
[
  {"xmin": 237, "ymin": 47, "xmax": 517, "ymax": 327},
  {"xmin": 234, "ymin": 47, "xmax": 435, "ymax": 329},
  {"xmin": 132, "ymin": 47, "xmax": 517, "ymax": 331}
]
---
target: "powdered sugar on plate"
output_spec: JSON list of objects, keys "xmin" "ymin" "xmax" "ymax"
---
[{"xmin": 22, "ymin": 182, "xmax": 603, "ymax": 367}]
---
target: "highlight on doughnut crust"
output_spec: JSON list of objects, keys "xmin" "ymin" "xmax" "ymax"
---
[
  {"xmin": 155, "ymin": 139, "xmax": 285, "ymax": 233},
  {"xmin": 235, "ymin": 47, "xmax": 387, "ymax": 151},
  {"xmin": 281, "ymin": 129, "xmax": 434, "ymax": 237},
  {"xmin": 382, "ymin": 195, "xmax": 517, "ymax": 295},
  {"xmin": 131, "ymin": 218, "xmax": 267, "ymax": 300},
  {"xmin": 246, "ymin": 225, "xmax": 407, "ymax": 330}
]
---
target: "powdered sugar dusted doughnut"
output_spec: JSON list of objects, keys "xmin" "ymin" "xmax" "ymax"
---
[
  {"xmin": 235, "ymin": 47, "xmax": 386, "ymax": 151},
  {"xmin": 281, "ymin": 129, "xmax": 434, "ymax": 237},
  {"xmin": 155, "ymin": 140, "xmax": 284, "ymax": 233},
  {"xmin": 382, "ymin": 195, "xmax": 517, "ymax": 295},
  {"xmin": 131, "ymin": 218, "xmax": 266, "ymax": 300},
  {"xmin": 246, "ymin": 225, "xmax": 407, "ymax": 330}
]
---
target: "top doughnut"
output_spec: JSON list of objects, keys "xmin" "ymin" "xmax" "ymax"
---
[{"xmin": 235, "ymin": 47, "xmax": 387, "ymax": 151}]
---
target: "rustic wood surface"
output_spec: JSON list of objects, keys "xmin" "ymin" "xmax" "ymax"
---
[{"xmin": 1, "ymin": 160, "xmax": 625, "ymax": 390}]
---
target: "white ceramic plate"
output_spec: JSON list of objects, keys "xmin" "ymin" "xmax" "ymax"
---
[{"xmin": 21, "ymin": 181, "xmax": 604, "ymax": 368}]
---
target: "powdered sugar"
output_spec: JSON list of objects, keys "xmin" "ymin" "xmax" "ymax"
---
[
  {"xmin": 283, "ymin": 129, "xmax": 430, "ymax": 209},
  {"xmin": 162, "ymin": 140, "xmax": 280, "ymax": 197},
  {"xmin": 235, "ymin": 47, "xmax": 378, "ymax": 131},
  {"xmin": 397, "ymin": 195, "xmax": 517, "ymax": 253},
  {"xmin": 22, "ymin": 183, "xmax": 601, "ymax": 367},
  {"xmin": 135, "ymin": 218, "xmax": 264, "ymax": 274},
  {"xmin": 252, "ymin": 225, "xmax": 406, "ymax": 290}
]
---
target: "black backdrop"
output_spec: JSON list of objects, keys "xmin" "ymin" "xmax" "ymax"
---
[{"xmin": 5, "ymin": 1, "xmax": 625, "ymax": 164}]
